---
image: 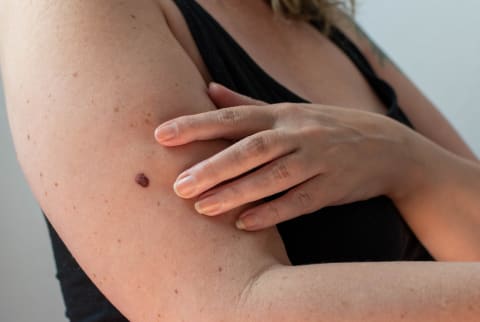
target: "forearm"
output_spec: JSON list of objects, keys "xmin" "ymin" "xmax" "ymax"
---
[
  {"xmin": 241, "ymin": 262, "xmax": 480, "ymax": 321},
  {"xmin": 391, "ymin": 129, "xmax": 480, "ymax": 260}
]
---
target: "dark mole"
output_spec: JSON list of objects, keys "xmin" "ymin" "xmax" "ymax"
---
[{"xmin": 135, "ymin": 173, "xmax": 150, "ymax": 187}]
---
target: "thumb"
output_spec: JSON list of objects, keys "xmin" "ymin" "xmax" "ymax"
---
[{"xmin": 207, "ymin": 82, "xmax": 267, "ymax": 108}]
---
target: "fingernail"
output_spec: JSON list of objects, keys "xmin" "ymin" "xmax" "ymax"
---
[
  {"xmin": 236, "ymin": 213, "xmax": 259, "ymax": 230},
  {"xmin": 155, "ymin": 123, "xmax": 177, "ymax": 142},
  {"xmin": 195, "ymin": 195, "xmax": 222, "ymax": 215},
  {"xmin": 173, "ymin": 175, "xmax": 196, "ymax": 197}
]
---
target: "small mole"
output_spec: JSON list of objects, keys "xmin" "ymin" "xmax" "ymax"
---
[
  {"xmin": 26, "ymin": 99, "xmax": 30, "ymax": 104},
  {"xmin": 156, "ymin": 201, "xmax": 160, "ymax": 207},
  {"xmin": 73, "ymin": 72, "xmax": 78, "ymax": 78},
  {"xmin": 129, "ymin": 122, "xmax": 136, "ymax": 128},
  {"xmin": 39, "ymin": 172, "xmax": 43, "ymax": 177},
  {"xmin": 144, "ymin": 118, "xmax": 152, "ymax": 125},
  {"xmin": 114, "ymin": 107, "xmax": 119, "ymax": 113},
  {"xmin": 48, "ymin": 93, "xmax": 52, "ymax": 98},
  {"xmin": 44, "ymin": 191, "xmax": 48, "ymax": 197},
  {"xmin": 73, "ymin": 205, "xmax": 77, "ymax": 210},
  {"xmin": 135, "ymin": 173, "xmax": 150, "ymax": 187},
  {"xmin": 54, "ymin": 182, "xmax": 59, "ymax": 187},
  {"xmin": 117, "ymin": 239, "xmax": 122, "ymax": 243},
  {"xmin": 218, "ymin": 266, "xmax": 223, "ymax": 272},
  {"xmin": 174, "ymin": 289, "xmax": 179, "ymax": 295},
  {"xmin": 104, "ymin": 199, "xmax": 109, "ymax": 203},
  {"xmin": 27, "ymin": 134, "xmax": 30, "ymax": 141},
  {"xmin": 130, "ymin": 14, "xmax": 137, "ymax": 19}
]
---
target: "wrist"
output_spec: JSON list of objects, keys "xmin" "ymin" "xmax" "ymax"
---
[{"xmin": 386, "ymin": 124, "xmax": 446, "ymax": 206}]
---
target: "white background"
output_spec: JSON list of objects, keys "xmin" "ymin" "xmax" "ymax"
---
[{"xmin": 1, "ymin": 1, "xmax": 479, "ymax": 321}]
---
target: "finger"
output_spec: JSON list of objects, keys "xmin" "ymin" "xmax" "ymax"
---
[
  {"xmin": 174, "ymin": 129, "xmax": 297, "ymax": 198},
  {"xmin": 193, "ymin": 151, "xmax": 315, "ymax": 216},
  {"xmin": 235, "ymin": 175, "xmax": 329, "ymax": 231},
  {"xmin": 207, "ymin": 82, "xmax": 267, "ymax": 108},
  {"xmin": 154, "ymin": 104, "xmax": 278, "ymax": 146}
]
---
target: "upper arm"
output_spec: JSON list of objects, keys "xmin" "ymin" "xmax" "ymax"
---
[
  {"xmin": 0, "ymin": 1, "xmax": 284, "ymax": 320},
  {"xmin": 335, "ymin": 15, "xmax": 478, "ymax": 161}
]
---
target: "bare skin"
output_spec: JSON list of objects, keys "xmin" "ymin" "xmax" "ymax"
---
[{"xmin": 1, "ymin": 0, "xmax": 479, "ymax": 320}]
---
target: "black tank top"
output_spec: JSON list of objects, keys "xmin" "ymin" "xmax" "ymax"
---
[{"xmin": 45, "ymin": 1, "xmax": 433, "ymax": 320}]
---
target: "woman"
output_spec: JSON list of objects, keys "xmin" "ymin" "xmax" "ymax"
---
[{"xmin": 1, "ymin": 0, "xmax": 479, "ymax": 321}]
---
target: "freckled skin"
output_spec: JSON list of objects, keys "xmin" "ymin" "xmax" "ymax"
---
[{"xmin": 135, "ymin": 173, "xmax": 150, "ymax": 187}]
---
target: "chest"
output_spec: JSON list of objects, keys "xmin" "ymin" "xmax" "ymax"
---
[{"xmin": 159, "ymin": 0, "xmax": 387, "ymax": 115}]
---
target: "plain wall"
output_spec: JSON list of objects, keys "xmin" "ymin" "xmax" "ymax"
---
[{"xmin": 1, "ymin": 1, "xmax": 479, "ymax": 321}]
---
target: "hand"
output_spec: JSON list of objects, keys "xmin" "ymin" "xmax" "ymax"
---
[{"xmin": 154, "ymin": 83, "xmax": 418, "ymax": 231}]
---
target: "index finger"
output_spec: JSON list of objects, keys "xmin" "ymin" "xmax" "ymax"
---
[{"xmin": 154, "ymin": 104, "xmax": 280, "ymax": 146}]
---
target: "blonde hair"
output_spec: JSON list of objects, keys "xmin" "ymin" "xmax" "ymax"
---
[{"xmin": 269, "ymin": 0, "xmax": 355, "ymax": 28}]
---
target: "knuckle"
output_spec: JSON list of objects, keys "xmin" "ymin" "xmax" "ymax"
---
[
  {"xmin": 217, "ymin": 108, "xmax": 242, "ymax": 124},
  {"xmin": 244, "ymin": 136, "xmax": 268, "ymax": 156},
  {"xmin": 292, "ymin": 189, "xmax": 314, "ymax": 211},
  {"xmin": 271, "ymin": 161, "xmax": 291, "ymax": 181}
]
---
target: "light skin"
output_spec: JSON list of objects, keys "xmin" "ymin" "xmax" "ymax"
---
[
  {"xmin": 2, "ymin": 0, "xmax": 480, "ymax": 320},
  {"xmin": 156, "ymin": 82, "xmax": 480, "ymax": 261}
]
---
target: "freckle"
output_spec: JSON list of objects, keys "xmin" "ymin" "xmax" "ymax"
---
[
  {"xmin": 72, "ymin": 72, "xmax": 78, "ymax": 78},
  {"xmin": 54, "ymin": 182, "xmax": 59, "ymax": 187},
  {"xmin": 104, "ymin": 199, "xmax": 109, "ymax": 203},
  {"xmin": 135, "ymin": 173, "xmax": 150, "ymax": 187},
  {"xmin": 218, "ymin": 266, "xmax": 223, "ymax": 272},
  {"xmin": 129, "ymin": 122, "xmax": 136, "ymax": 128},
  {"xmin": 73, "ymin": 205, "xmax": 77, "ymax": 210},
  {"xmin": 146, "ymin": 112, "xmax": 152, "ymax": 117},
  {"xmin": 174, "ymin": 289, "xmax": 179, "ymax": 295},
  {"xmin": 92, "ymin": 273, "xmax": 96, "ymax": 278},
  {"xmin": 114, "ymin": 107, "xmax": 119, "ymax": 113},
  {"xmin": 26, "ymin": 99, "xmax": 30, "ymax": 104},
  {"xmin": 39, "ymin": 172, "xmax": 43, "ymax": 177},
  {"xmin": 117, "ymin": 239, "xmax": 122, "ymax": 243},
  {"xmin": 130, "ymin": 14, "xmax": 136, "ymax": 19},
  {"xmin": 27, "ymin": 134, "xmax": 30, "ymax": 140},
  {"xmin": 44, "ymin": 191, "xmax": 48, "ymax": 197},
  {"xmin": 48, "ymin": 93, "xmax": 52, "ymax": 98},
  {"xmin": 156, "ymin": 201, "xmax": 160, "ymax": 207},
  {"xmin": 144, "ymin": 118, "xmax": 152, "ymax": 125}
]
